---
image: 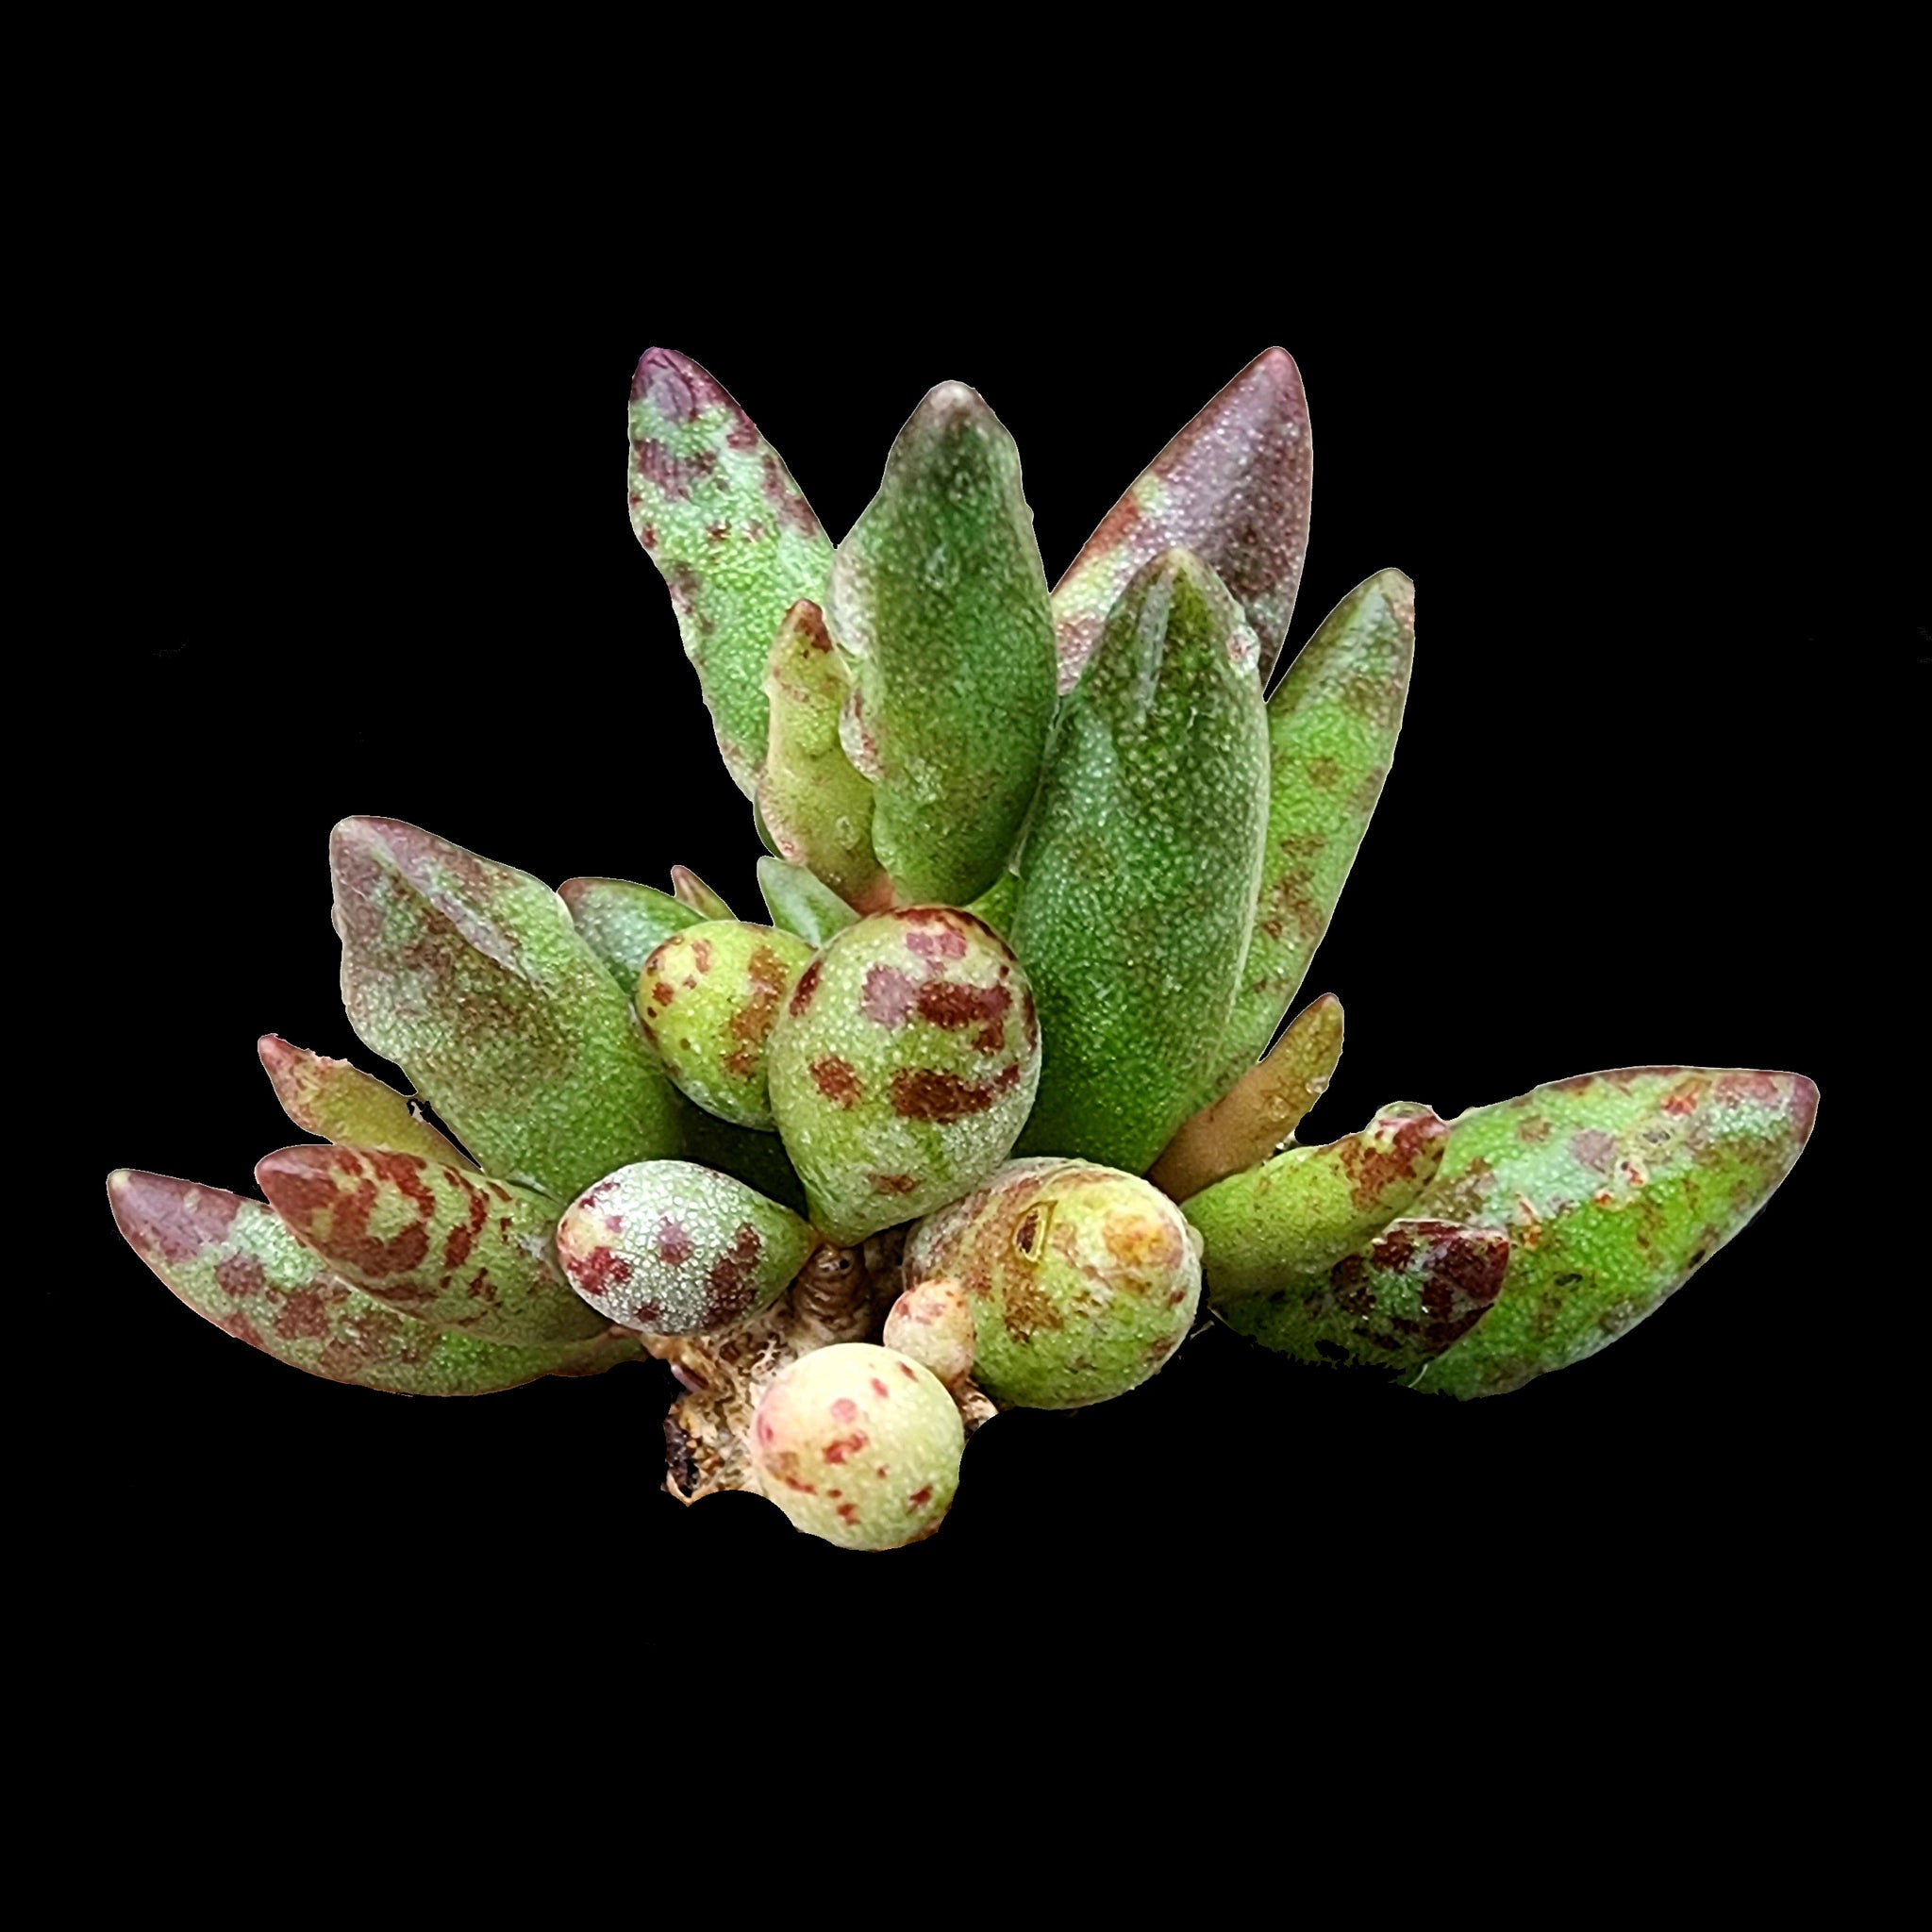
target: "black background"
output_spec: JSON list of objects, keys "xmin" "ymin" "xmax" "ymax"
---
[{"xmin": 54, "ymin": 188, "xmax": 1913, "ymax": 1624}]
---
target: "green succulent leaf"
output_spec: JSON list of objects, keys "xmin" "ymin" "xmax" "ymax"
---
[
  {"xmin": 757, "ymin": 856, "xmax": 858, "ymax": 947},
  {"xmin": 1149, "ymin": 992, "xmax": 1343, "ymax": 1203},
  {"xmin": 1217, "ymin": 1218, "xmax": 1510, "ymax": 1378},
  {"xmin": 626, "ymin": 347, "xmax": 833, "ymax": 794},
  {"xmin": 1186, "ymin": 1104, "xmax": 1451, "ymax": 1302},
  {"xmin": 1052, "ymin": 348, "xmax": 1312, "ymax": 691},
  {"xmin": 963, "ymin": 871, "xmax": 1019, "ymax": 941},
  {"xmin": 674, "ymin": 1096, "xmax": 810, "ymax": 1217},
  {"xmin": 558, "ymin": 876, "xmax": 702, "ymax": 991},
  {"xmin": 258, "ymin": 1035, "xmax": 473, "ymax": 1169},
  {"xmin": 1200, "ymin": 569, "xmax": 1414, "ymax": 1108},
  {"xmin": 825, "ymin": 382, "xmax": 1057, "ymax": 906},
  {"xmin": 331, "ymin": 817, "xmax": 682, "ymax": 1201},
  {"xmin": 256, "ymin": 1144, "xmax": 606, "ymax": 1346},
  {"xmin": 670, "ymin": 866, "xmax": 734, "ymax": 920},
  {"xmin": 108, "ymin": 1171, "xmax": 637, "ymax": 1394},
  {"xmin": 1407, "ymin": 1067, "xmax": 1819, "ymax": 1399},
  {"xmin": 1013, "ymin": 549, "xmax": 1269, "ymax": 1173},
  {"xmin": 757, "ymin": 600, "xmax": 889, "ymax": 910}
]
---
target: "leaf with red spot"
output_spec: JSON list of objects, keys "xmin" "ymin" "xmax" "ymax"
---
[
  {"xmin": 1197, "ymin": 570, "xmax": 1414, "ymax": 1109},
  {"xmin": 108, "ymin": 1171, "xmax": 637, "ymax": 1394},
  {"xmin": 1405, "ymin": 1067, "xmax": 1820, "ymax": 1398},
  {"xmin": 1218, "ymin": 1218, "xmax": 1510, "ymax": 1378},
  {"xmin": 1184, "ymin": 1104, "xmax": 1450, "ymax": 1303},
  {"xmin": 256, "ymin": 1144, "xmax": 606, "ymax": 1346},
  {"xmin": 1052, "ymin": 347, "xmax": 1312, "ymax": 692},
  {"xmin": 331, "ymin": 817, "xmax": 683, "ymax": 1201},
  {"xmin": 626, "ymin": 347, "xmax": 834, "ymax": 794},
  {"xmin": 258, "ymin": 1035, "xmax": 473, "ymax": 1169},
  {"xmin": 1149, "ymin": 993, "xmax": 1343, "ymax": 1203},
  {"xmin": 558, "ymin": 876, "xmax": 701, "ymax": 991},
  {"xmin": 758, "ymin": 857, "xmax": 858, "ymax": 947}
]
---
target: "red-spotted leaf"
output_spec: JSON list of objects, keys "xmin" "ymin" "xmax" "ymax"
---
[
  {"xmin": 558, "ymin": 876, "xmax": 701, "ymax": 991},
  {"xmin": 626, "ymin": 348, "xmax": 834, "ymax": 794},
  {"xmin": 256, "ymin": 1145, "xmax": 606, "ymax": 1346},
  {"xmin": 258, "ymin": 1035, "xmax": 473, "ymax": 1169},
  {"xmin": 1052, "ymin": 347, "xmax": 1312, "ymax": 691},
  {"xmin": 1407, "ymin": 1067, "xmax": 1820, "ymax": 1398},
  {"xmin": 108, "ymin": 1171, "xmax": 637, "ymax": 1394},
  {"xmin": 331, "ymin": 817, "xmax": 683, "ymax": 1201}
]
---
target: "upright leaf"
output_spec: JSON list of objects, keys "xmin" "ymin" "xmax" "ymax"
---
[
  {"xmin": 757, "ymin": 600, "xmax": 889, "ymax": 910},
  {"xmin": 258, "ymin": 1035, "xmax": 473, "ymax": 1169},
  {"xmin": 825, "ymin": 382, "xmax": 1057, "ymax": 906},
  {"xmin": 331, "ymin": 817, "xmax": 682, "ymax": 1201},
  {"xmin": 256, "ymin": 1145, "xmax": 606, "ymax": 1346},
  {"xmin": 1013, "ymin": 550, "xmax": 1269, "ymax": 1173},
  {"xmin": 757, "ymin": 856, "xmax": 858, "ymax": 947},
  {"xmin": 1052, "ymin": 347, "xmax": 1312, "ymax": 691},
  {"xmin": 670, "ymin": 867, "xmax": 734, "ymax": 920},
  {"xmin": 108, "ymin": 1172, "xmax": 636, "ymax": 1394},
  {"xmin": 1407, "ymin": 1067, "xmax": 1819, "ymax": 1398},
  {"xmin": 558, "ymin": 875, "xmax": 701, "ymax": 991},
  {"xmin": 625, "ymin": 347, "xmax": 833, "ymax": 793},
  {"xmin": 1200, "ymin": 570, "xmax": 1414, "ymax": 1108}
]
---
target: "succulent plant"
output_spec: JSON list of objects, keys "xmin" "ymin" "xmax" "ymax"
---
[{"xmin": 105, "ymin": 344, "xmax": 1820, "ymax": 1552}]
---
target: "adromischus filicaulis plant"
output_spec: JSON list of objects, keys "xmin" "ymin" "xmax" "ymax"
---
[{"xmin": 106, "ymin": 345, "xmax": 1820, "ymax": 1551}]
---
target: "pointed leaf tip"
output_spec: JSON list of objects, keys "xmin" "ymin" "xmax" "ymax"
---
[{"xmin": 257, "ymin": 1033, "xmax": 473, "ymax": 1169}]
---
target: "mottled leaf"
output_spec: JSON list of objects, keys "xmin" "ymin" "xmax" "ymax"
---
[
  {"xmin": 558, "ymin": 875, "xmax": 701, "ymax": 992},
  {"xmin": 1013, "ymin": 550, "xmax": 1268, "ymax": 1173},
  {"xmin": 670, "ymin": 866, "xmax": 734, "ymax": 920},
  {"xmin": 825, "ymin": 382, "xmax": 1057, "ymax": 906},
  {"xmin": 331, "ymin": 817, "xmax": 682, "ymax": 1201},
  {"xmin": 1199, "ymin": 570, "xmax": 1414, "ymax": 1108},
  {"xmin": 256, "ymin": 1144, "xmax": 606, "ymax": 1346},
  {"xmin": 1052, "ymin": 347, "xmax": 1312, "ymax": 691},
  {"xmin": 758, "ymin": 856, "xmax": 858, "ymax": 947},
  {"xmin": 1218, "ymin": 1219, "xmax": 1509, "ymax": 1379},
  {"xmin": 258, "ymin": 1035, "xmax": 473, "ymax": 1169},
  {"xmin": 1186, "ymin": 1105, "xmax": 1450, "ymax": 1303},
  {"xmin": 108, "ymin": 1171, "xmax": 636, "ymax": 1394},
  {"xmin": 1407, "ymin": 1068, "xmax": 1819, "ymax": 1399},
  {"xmin": 1148, "ymin": 993, "xmax": 1342, "ymax": 1202},
  {"xmin": 757, "ymin": 600, "xmax": 889, "ymax": 910},
  {"xmin": 626, "ymin": 347, "xmax": 833, "ymax": 793}
]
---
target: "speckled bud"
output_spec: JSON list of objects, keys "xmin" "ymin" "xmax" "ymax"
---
[
  {"xmin": 639, "ymin": 921, "xmax": 816, "ymax": 1129},
  {"xmin": 765, "ymin": 907, "xmax": 1041, "ymax": 1244},
  {"xmin": 557, "ymin": 1159, "xmax": 817, "ymax": 1337},
  {"xmin": 906, "ymin": 1159, "xmax": 1202, "ymax": 1409},
  {"xmin": 751, "ymin": 1342, "xmax": 965, "ymax": 1549},
  {"xmin": 883, "ymin": 1277, "xmax": 975, "ymax": 1387}
]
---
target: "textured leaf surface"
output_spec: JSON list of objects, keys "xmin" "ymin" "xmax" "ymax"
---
[
  {"xmin": 1148, "ymin": 993, "xmax": 1342, "ymax": 1202},
  {"xmin": 1052, "ymin": 348, "xmax": 1312, "ymax": 691},
  {"xmin": 626, "ymin": 347, "xmax": 833, "ymax": 793},
  {"xmin": 757, "ymin": 600, "xmax": 889, "ymax": 909},
  {"xmin": 1013, "ymin": 551, "xmax": 1269, "ymax": 1173},
  {"xmin": 331, "ymin": 817, "xmax": 682, "ymax": 1201},
  {"xmin": 758, "ymin": 857, "xmax": 858, "ymax": 946},
  {"xmin": 670, "ymin": 867, "xmax": 733, "ymax": 920},
  {"xmin": 108, "ymin": 1172, "xmax": 635, "ymax": 1393},
  {"xmin": 1407, "ymin": 1068, "xmax": 1819, "ymax": 1398},
  {"xmin": 963, "ymin": 871, "xmax": 1019, "ymax": 940},
  {"xmin": 258, "ymin": 1035, "xmax": 472, "ymax": 1168},
  {"xmin": 1187, "ymin": 1105, "xmax": 1450, "ymax": 1302},
  {"xmin": 558, "ymin": 876, "xmax": 700, "ymax": 991},
  {"xmin": 256, "ymin": 1145, "xmax": 605, "ymax": 1345},
  {"xmin": 1201, "ymin": 569, "xmax": 1414, "ymax": 1107},
  {"xmin": 825, "ymin": 382, "xmax": 1057, "ymax": 906},
  {"xmin": 1218, "ymin": 1218, "xmax": 1509, "ymax": 1378}
]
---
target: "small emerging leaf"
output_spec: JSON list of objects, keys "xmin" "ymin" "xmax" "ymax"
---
[
  {"xmin": 258, "ymin": 1035, "xmax": 472, "ymax": 1169},
  {"xmin": 108, "ymin": 1171, "xmax": 636, "ymax": 1394},
  {"xmin": 626, "ymin": 347, "xmax": 833, "ymax": 793},
  {"xmin": 757, "ymin": 599, "xmax": 889, "ymax": 910},
  {"xmin": 1148, "ymin": 993, "xmax": 1342, "ymax": 1202},
  {"xmin": 758, "ymin": 856, "xmax": 858, "ymax": 947},
  {"xmin": 670, "ymin": 866, "xmax": 734, "ymax": 920},
  {"xmin": 1199, "ymin": 569, "xmax": 1414, "ymax": 1108},
  {"xmin": 256, "ymin": 1144, "xmax": 606, "ymax": 1346},
  {"xmin": 1186, "ymin": 1104, "xmax": 1450, "ymax": 1302},
  {"xmin": 1052, "ymin": 347, "xmax": 1312, "ymax": 691},
  {"xmin": 963, "ymin": 871, "xmax": 1019, "ymax": 941},
  {"xmin": 558, "ymin": 875, "xmax": 700, "ymax": 991},
  {"xmin": 1409, "ymin": 1067, "xmax": 1819, "ymax": 1398}
]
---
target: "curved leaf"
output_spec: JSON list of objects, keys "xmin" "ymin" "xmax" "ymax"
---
[
  {"xmin": 257, "ymin": 1035, "xmax": 472, "ymax": 1169},
  {"xmin": 669, "ymin": 867, "xmax": 734, "ymax": 920},
  {"xmin": 757, "ymin": 856, "xmax": 858, "ymax": 947},
  {"xmin": 558, "ymin": 875, "xmax": 701, "ymax": 991}
]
